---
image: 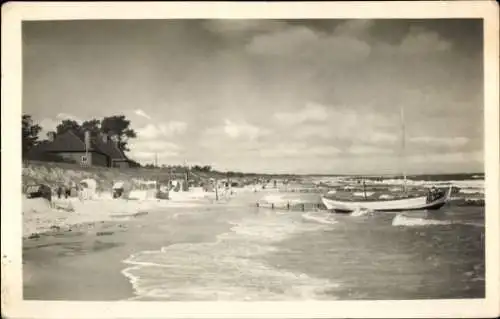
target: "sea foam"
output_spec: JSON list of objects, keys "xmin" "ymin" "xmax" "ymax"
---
[
  {"xmin": 121, "ymin": 210, "xmax": 338, "ymax": 301},
  {"xmin": 392, "ymin": 214, "xmax": 451, "ymax": 227},
  {"xmin": 302, "ymin": 212, "xmax": 338, "ymax": 225}
]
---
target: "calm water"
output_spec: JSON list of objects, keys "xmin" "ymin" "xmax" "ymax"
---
[{"xmin": 121, "ymin": 191, "xmax": 485, "ymax": 301}]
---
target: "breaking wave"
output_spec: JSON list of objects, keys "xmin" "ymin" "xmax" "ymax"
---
[
  {"xmin": 392, "ymin": 214, "xmax": 451, "ymax": 227},
  {"xmin": 350, "ymin": 208, "xmax": 374, "ymax": 217},
  {"xmin": 122, "ymin": 211, "xmax": 339, "ymax": 301},
  {"xmin": 302, "ymin": 212, "xmax": 338, "ymax": 225}
]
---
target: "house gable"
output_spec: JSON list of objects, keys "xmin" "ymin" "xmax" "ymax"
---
[
  {"xmin": 44, "ymin": 130, "xmax": 87, "ymax": 152},
  {"xmin": 27, "ymin": 129, "xmax": 132, "ymax": 167}
]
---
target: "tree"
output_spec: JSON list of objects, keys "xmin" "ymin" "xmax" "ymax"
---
[
  {"xmin": 191, "ymin": 165, "xmax": 212, "ymax": 172},
  {"xmin": 100, "ymin": 115, "xmax": 137, "ymax": 151},
  {"xmin": 22, "ymin": 114, "xmax": 42, "ymax": 158},
  {"xmin": 56, "ymin": 119, "xmax": 81, "ymax": 135},
  {"xmin": 81, "ymin": 119, "xmax": 101, "ymax": 137},
  {"xmin": 201, "ymin": 165, "xmax": 212, "ymax": 172},
  {"xmin": 128, "ymin": 159, "xmax": 142, "ymax": 168}
]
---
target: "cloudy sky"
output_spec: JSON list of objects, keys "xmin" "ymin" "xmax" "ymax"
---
[{"xmin": 22, "ymin": 19, "xmax": 483, "ymax": 175}]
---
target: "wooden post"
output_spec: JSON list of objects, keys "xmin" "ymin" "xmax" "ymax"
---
[
  {"xmin": 166, "ymin": 170, "xmax": 171, "ymax": 200},
  {"xmin": 215, "ymin": 178, "xmax": 219, "ymax": 201},
  {"xmin": 184, "ymin": 161, "xmax": 189, "ymax": 192},
  {"xmin": 363, "ymin": 179, "xmax": 367, "ymax": 200}
]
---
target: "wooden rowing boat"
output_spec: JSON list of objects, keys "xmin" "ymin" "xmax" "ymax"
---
[{"xmin": 321, "ymin": 186, "xmax": 453, "ymax": 212}]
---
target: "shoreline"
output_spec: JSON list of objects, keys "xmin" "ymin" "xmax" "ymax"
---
[{"xmin": 21, "ymin": 189, "xmax": 254, "ymax": 301}]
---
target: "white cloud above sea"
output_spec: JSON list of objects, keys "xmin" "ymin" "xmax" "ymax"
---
[
  {"xmin": 259, "ymin": 143, "xmax": 341, "ymax": 158},
  {"xmin": 407, "ymin": 150, "xmax": 483, "ymax": 164},
  {"xmin": 347, "ymin": 145, "xmax": 393, "ymax": 155},
  {"xmin": 408, "ymin": 136, "xmax": 469, "ymax": 147}
]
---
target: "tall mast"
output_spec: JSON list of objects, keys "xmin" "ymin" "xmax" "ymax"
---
[{"xmin": 400, "ymin": 106, "xmax": 407, "ymax": 193}]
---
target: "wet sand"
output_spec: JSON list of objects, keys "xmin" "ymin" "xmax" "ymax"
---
[{"xmin": 23, "ymin": 220, "xmax": 135, "ymax": 300}]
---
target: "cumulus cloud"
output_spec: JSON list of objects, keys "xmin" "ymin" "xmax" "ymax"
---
[
  {"xmin": 292, "ymin": 125, "xmax": 332, "ymax": 139},
  {"xmin": 309, "ymin": 145, "xmax": 342, "ymax": 156},
  {"xmin": 259, "ymin": 143, "xmax": 341, "ymax": 158},
  {"xmin": 407, "ymin": 151, "xmax": 482, "ymax": 164},
  {"xmin": 55, "ymin": 113, "xmax": 81, "ymax": 122},
  {"xmin": 368, "ymin": 132, "xmax": 398, "ymax": 144},
  {"xmin": 198, "ymin": 119, "xmax": 270, "ymax": 155},
  {"xmin": 274, "ymin": 102, "xmax": 329, "ymax": 125},
  {"xmin": 398, "ymin": 27, "xmax": 452, "ymax": 54},
  {"xmin": 246, "ymin": 25, "xmax": 371, "ymax": 64},
  {"xmin": 221, "ymin": 119, "xmax": 269, "ymax": 140},
  {"xmin": 136, "ymin": 121, "xmax": 187, "ymax": 139},
  {"xmin": 160, "ymin": 121, "xmax": 187, "ymax": 135},
  {"xmin": 131, "ymin": 150, "xmax": 180, "ymax": 161},
  {"xmin": 203, "ymin": 19, "xmax": 284, "ymax": 36},
  {"xmin": 281, "ymin": 102, "xmax": 399, "ymax": 147},
  {"xmin": 347, "ymin": 145, "xmax": 393, "ymax": 155},
  {"xmin": 128, "ymin": 140, "xmax": 181, "ymax": 162},
  {"xmin": 377, "ymin": 26, "xmax": 453, "ymax": 56},
  {"xmin": 259, "ymin": 143, "xmax": 304, "ymax": 158},
  {"xmin": 333, "ymin": 19, "xmax": 375, "ymax": 37},
  {"xmin": 130, "ymin": 140, "xmax": 180, "ymax": 153},
  {"xmin": 409, "ymin": 136, "xmax": 469, "ymax": 147},
  {"xmin": 129, "ymin": 121, "xmax": 187, "ymax": 164},
  {"xmin": 37, "ymin": 118, "xmax": 60, "ymax": 136},
  {"xmin": 134, "ymin": 109, "xmax": 152, "ymax": 120}
]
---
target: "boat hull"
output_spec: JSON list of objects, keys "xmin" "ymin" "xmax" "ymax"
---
[{"xmin": 321, "ymin": 187, "xmax": 452, "ymax": 213}]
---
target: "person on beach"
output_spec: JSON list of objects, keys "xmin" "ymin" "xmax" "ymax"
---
[
  {"xmin": 427, "ymin": 186, "xmax": 440, "ymax": 202},
  {"xmin": 56, "ymin": 185, "xmax": 63, "ymax": 199},
  {"xmin": 64, "ymin": 183, "xmax": 71, "ymax": 199}
]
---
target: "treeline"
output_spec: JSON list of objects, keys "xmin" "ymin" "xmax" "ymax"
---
[{"xmin": 139, "ymin": 163, "xmax": 296, "ymax": 180}]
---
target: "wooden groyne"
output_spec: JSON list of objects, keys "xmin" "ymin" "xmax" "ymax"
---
[{"xmin": 255, "ymin": 201, "xmax": 326, "ymax": 211}]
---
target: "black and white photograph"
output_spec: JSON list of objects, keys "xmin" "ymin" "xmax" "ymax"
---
[{"xmin": 2, "ymin": 2, "xmax": 499, "ymax": 318}]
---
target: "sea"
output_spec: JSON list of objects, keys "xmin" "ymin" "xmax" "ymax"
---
[{"xmin": 120, "ymin": 178, "xmax": 485, "ymax": 301}]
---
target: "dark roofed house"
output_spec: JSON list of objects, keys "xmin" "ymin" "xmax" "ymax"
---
[{"xmin": 27, "ymin": 130, "xmax": 131, "ymax": 168}]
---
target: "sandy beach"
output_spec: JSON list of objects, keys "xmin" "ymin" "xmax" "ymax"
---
[{"xmin": 22, "ymin": 187, "xmax": 262, "ymax": 300}]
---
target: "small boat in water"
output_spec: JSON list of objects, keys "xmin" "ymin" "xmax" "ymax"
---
[{"xmin": 321, "ymin": 186, "xmax": 453, "ymax": 213}]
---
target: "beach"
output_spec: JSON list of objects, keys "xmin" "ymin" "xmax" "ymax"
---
[{"xmin": 22, "ymin": 179, "xmax": 485, "ymax": 301}]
